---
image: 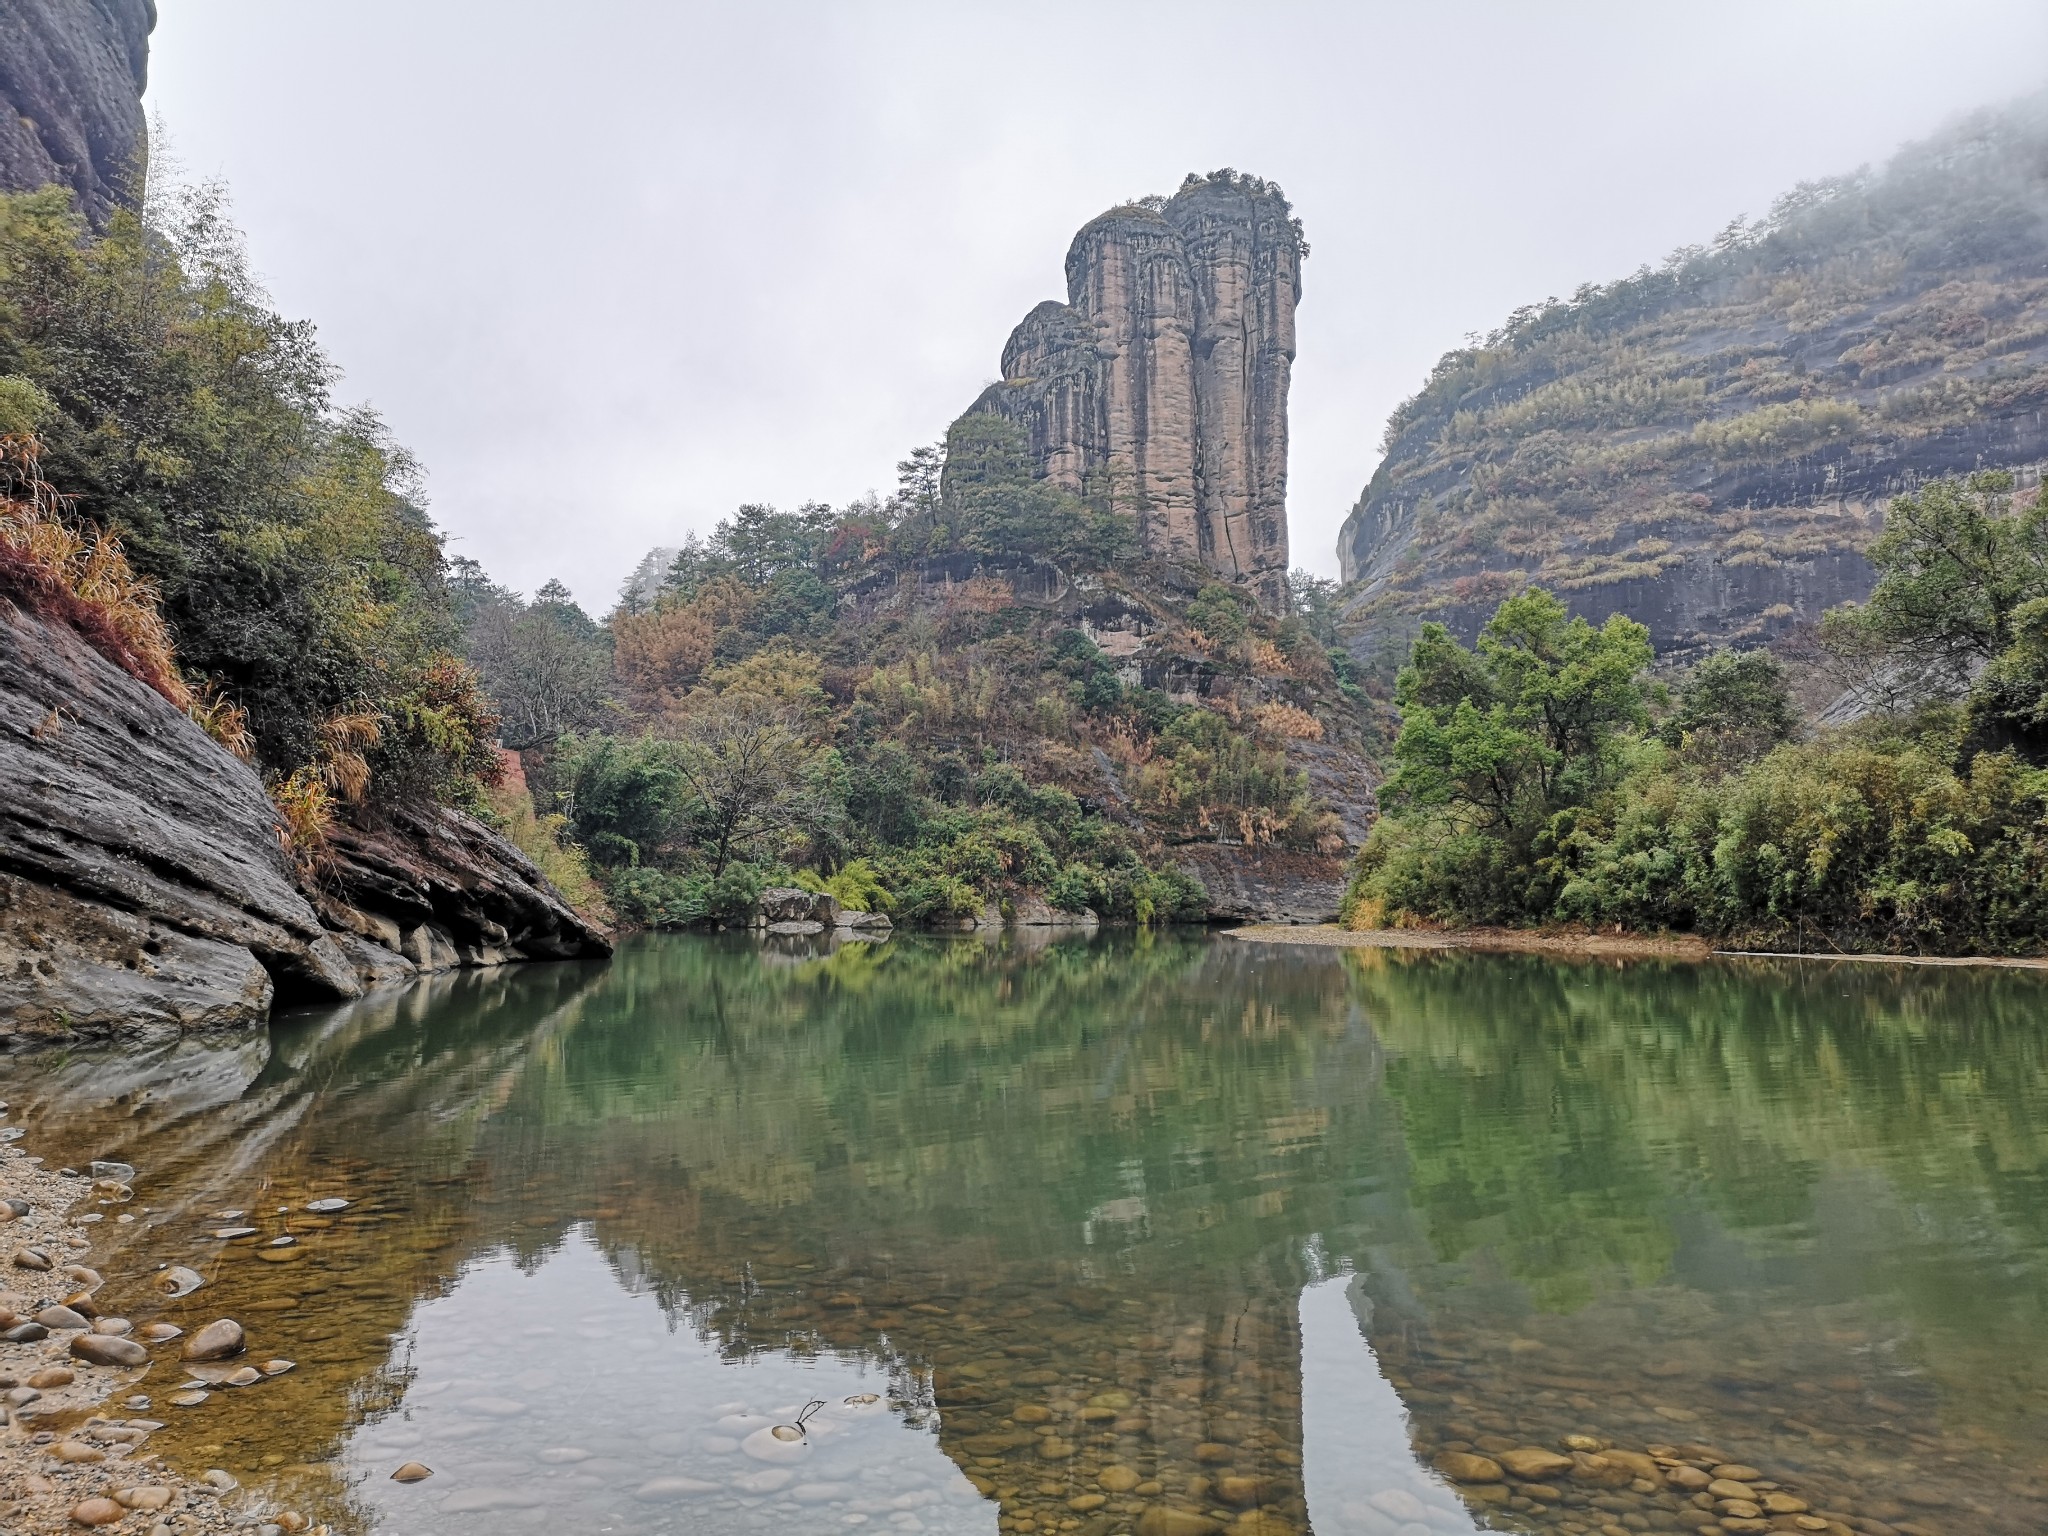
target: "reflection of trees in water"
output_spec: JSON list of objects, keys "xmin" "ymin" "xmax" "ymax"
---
[
  {"xmin": 5, "ymin": 936, "xmax": 2044, "ymax": 1531},
  {"xmin": 1342, "ymin": 947, "xmax": 2048, "ymax": 1446}
]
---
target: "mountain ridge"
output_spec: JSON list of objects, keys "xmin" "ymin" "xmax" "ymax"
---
[{"xmin": 1336, "ymin": 92, "xmax": 2048, "ymax": 665}]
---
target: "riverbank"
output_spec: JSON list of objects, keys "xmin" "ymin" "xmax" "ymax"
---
[
  {"xmin": 1225, "ymin": 923, "xmax": 2048, "ymax": 969},
  {"xmin": 0, "ymin": 1139, "xmax": 286, "ymax": 1534},
  {"xmin": 1223, "ymin": 923, "xmax": 1714, "ymax": 959}
]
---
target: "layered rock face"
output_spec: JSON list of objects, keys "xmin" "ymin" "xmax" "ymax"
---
[
  {"xmin": 0, "ymin": 0, "xmax": 154, "ymax": 227},
  {"xmin": 965, "ymin": 171, "xmax": 1304, "ymax": 608},
  {"xmin": 1336, "ymin": 97, "xmax": 2048, "ymax": 663},
  {"xmin": 0, "ymin": 603, "xmax": 610, "ymax": 1045}
]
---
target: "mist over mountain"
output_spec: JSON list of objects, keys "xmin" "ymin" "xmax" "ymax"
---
[{"xmin": 1338, "ymin": 90, "xmax": 2048, "ymax": 664}]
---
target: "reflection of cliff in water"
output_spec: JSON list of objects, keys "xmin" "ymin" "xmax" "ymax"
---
[{"xmin": 4, "ymin": 934, "xmax": 2045, "ymax": 1534}]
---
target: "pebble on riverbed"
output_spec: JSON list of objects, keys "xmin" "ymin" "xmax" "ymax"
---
[{"xmin": 0, "ymin": 1147, "xmax": 260, "ymax": 1536}]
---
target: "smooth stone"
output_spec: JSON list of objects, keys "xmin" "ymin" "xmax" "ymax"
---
[
  {"xmin": 1763, "ymin": 1493, "xmax": 1810, "ymax": 1514},
  {"xmin": 182, "ymin": 1319, "xmax": 246, "ymax": 1361},
  {"xmin": 537, "ymin": 1447, "xmax": 591, "ymax": 1464},
  {"xmin": 1711, "ymin": 1466, "xmax": 1762, "ymax": 1483},
  {"xmin": 11, "ymin": 1246, "xmax": 50, "ymax": 1270},
  {"xmin": 71, "ymin": 1335, "xmax": 148, "ymax": 1368},
  {"xmin": 1709, "ymin": 1480, "xmax": 1757, "ymax": 1501},
  {"xmin": 88, "ymin": 1162, "xmax": 136, "ymax": 1183},
  {"xmin": 634, "ymin": 1477, "xmax": 722, "ymax": 1502},
  {"xmin": 267, "ymin": 1236, "xmax": 296, "ymax": 1248},
  {"xmin": 305, "ymin": 1199, "xmax": 350, "ymax": 1213},
  {"xmin": 1135, "ymin": 1508, "xmax": 1223, "ymax": 1536},
  {"xmin": 168, "ymin": 1390, "xmax": 210, "ymax": 1407},
  {"xmin": 70, "ymin": 1498, "xmax": 125, "ymax": 1527},
  {"xmin": 1604, "ymin": 1450, "xmax": 1660, "ymax": 1479},
  {"xmin": 732, "ymin": 1468, "xmax": 796, "ymax": 1493},
  {"xmin": 222, "ymin": 1366, "xmax": 263, "ymax": 1386},
  {"xmin": 1013, "ymin": 1403, "xmax": 1052, "ymax": 1423},
  {"xmin": 793, "ymin": 1482, "xmax": 854, "ymax": 1503},
  {"xmin": 255, "ymin": 1248, "xmax": 301, "ymax": 1263},
  {"xmin": 1667, "ymin": 1467, "xmax": 1712, "ymax": 1491},
  {"xmin": 1369, "ymin": 1489, "xmax": 1429, "ymax": 1522},
  {"xmin": 35, "ymin": 1305, "xmax": 88, "ymax": 1330},
  {"xmin": 1214, "ymin": 1476, "xmax": 1270, "ymax": 1507},
  {"xmin": 260, "ymin": 1358, "xmax": 295, "ymax": 1375},
  {"xmin": 202, "ymin": 1470, "xmax": 238, "ymax": 1491},
  {"xmin": 5, "ymin": 1386, "xmax": 37, "ymax": 1405},
  {"xmin": 51, "ymin": 1440, "xmax": 105, "ymax": 1463},
  {"xmin": 27, "ymin": 1367, "xmax": 73, "ymax": 1388},
  {"xmin": 0, "ymin": 1322, "xmax": 47, "ymax": 1342},
  {"xmin": 113, "ymin": 1487, "xmax": 173, "ymax": 1511},
  {"xmin": 91, "ymin": 1317, "xmax": 132, "ymax": 1336},
  {"xmin": 1194, "ymin": 1442, "xmax": 1236, "ymax": 1465},
  {"xmin": 1038, "ymin": 1437, "xmax": 1077, "ymax": 1460},
  {"xmin": 1500, "ymin": 1447, "xmax": 1576, "ymax": 1480},
  {"xmin": 157, "ymin": 1268, "xmax": 204, "ymax": 1298},
  {"xmin": 0, "ymin": 1198, "xmax": 28, "ymax": 1221},
  {"xmin": 1099, "ymin": 1466, "xmax": 1142, "ymax": 1493},
  {"xmin": 741, "ymin": 1425, "xmax": 811, "ymax": 1463},
  {"xmin": 139, "ymin": 1323, "xmax": 183, "ymax": 1343},
  {"xmin": 1719, "ymin": 1499, "xmax": 1764, "ymax": 1519},
  {"xmin": 390, "ymin": 1462, "xmax": 433, "ymax": 1483},
  {"xmin": 209, "ymin": 1227, "xmax": 258, "ymax": 1240},
  {"xmin": 1070, "ymin": 1494, "xmax": 1109, "ymax": 1512},
  {"xmin": 1435, "ymin": 1452, "xmax": 1505, "ymax": 1484}
]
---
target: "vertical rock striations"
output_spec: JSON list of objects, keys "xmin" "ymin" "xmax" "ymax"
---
[
  {"xmin": 0, "ymin": 0, "xmax": 155, "ymax": 228},
  {"xmin": 964, "ymin": 171, "xmax": 1304, "ymax": 607}
]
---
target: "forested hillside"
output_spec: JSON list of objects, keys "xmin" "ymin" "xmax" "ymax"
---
[
  {"xmin": 455, "ymin": 413, "xmax": 1379, "ymax": 929},
  {"xmin": 0, "ymin": 185, "xmax": 499, "ymax": 843},
  {"xmin": 1339, "ymin": 91, "xmax": 2048, "ymax": 666}
]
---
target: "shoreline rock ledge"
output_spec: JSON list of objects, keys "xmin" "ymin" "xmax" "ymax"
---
[{"xmin": 0, "ymin": 602, "xmax": 610, "ymax": 1047}]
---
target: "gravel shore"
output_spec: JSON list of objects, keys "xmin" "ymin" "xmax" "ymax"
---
[{"xmin": 0, "ymin": 1140, "xmax": 304, "ymax": 1535}]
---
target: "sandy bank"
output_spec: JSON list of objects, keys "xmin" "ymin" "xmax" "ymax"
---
[{"xmin": 1223, "ymin": 924, "xmax": 2048, "ymax": 970}]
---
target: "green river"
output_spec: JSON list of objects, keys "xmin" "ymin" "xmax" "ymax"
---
[{"xmin": 2, "ymin": 932, "xmax": 2043, "ymax": 1536}]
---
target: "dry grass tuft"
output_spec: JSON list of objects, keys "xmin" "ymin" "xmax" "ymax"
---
[{"xmin": 0, "ymin": 433, "xmax": 189, "ymax": 708}]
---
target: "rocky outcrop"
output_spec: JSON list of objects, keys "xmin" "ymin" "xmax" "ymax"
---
[
  {"xmin": 1173, "ymin": 845, "xmax": 1348, "ymax": 925},
  {"xmin": 314, "ymin": 802, "xmax": 613, "ymax": 979},
  {"xmin": 0, "ymin": 602, "xmax": 359, "ymax": 1043},
  {"xmin": 0, "ymin": 601, "xmax": 610, "ymax": 1044},
  {"xmin": 962, "ymin": 171, "xmax": 1304, "ymax": 608},
  {"xmin": 0, "ymin": 0, "xmax": 154, "ymax": 228},
  {"xmin": 1336, "ymin": 97, "xmax": 2048, "ymax": 663}
]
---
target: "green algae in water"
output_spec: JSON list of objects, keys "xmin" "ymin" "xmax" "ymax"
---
[{"xmin": 1, "ymin": 932, "xmax": 2044, "ymax": 1535}]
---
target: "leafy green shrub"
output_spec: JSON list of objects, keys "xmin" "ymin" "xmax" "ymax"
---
[{"xmin": 796, "ymin": 857, "xmax": 893, "ymax": 913}]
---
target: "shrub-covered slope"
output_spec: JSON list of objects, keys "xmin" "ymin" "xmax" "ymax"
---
[
  {"xmin": 1338, "ymin": 92, "xmax": 2048, "ymax": 664},
  {"xmin": 466, "ymin": 416, "xmax": 1381, "ymax": 929}
]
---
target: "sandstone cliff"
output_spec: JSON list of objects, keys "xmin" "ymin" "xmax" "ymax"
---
[
  {"xmin": 0, "ymin": 602, "xmax": 610, "ymax": 1045},
  {"xmin": 1337, "ymin": 94, "xmax": 2048, "ymax": 663},
  {"xmin": 963, "ymin": 171, "xmax": 1304, "ymax": 608},
  {"xmin": 0, "ymin": 0, "xmax": 153, "ymax": 227}
]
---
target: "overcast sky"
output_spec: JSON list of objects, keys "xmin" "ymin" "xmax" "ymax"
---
[{"xmin": 145, "ymin": 1, "xmax": 2048, "ymax": 610}]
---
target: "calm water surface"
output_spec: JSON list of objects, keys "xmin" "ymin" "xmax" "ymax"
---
[{"xmin": 3, "ymin": 932, "xmax": 2044, "ymax": 1536}]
